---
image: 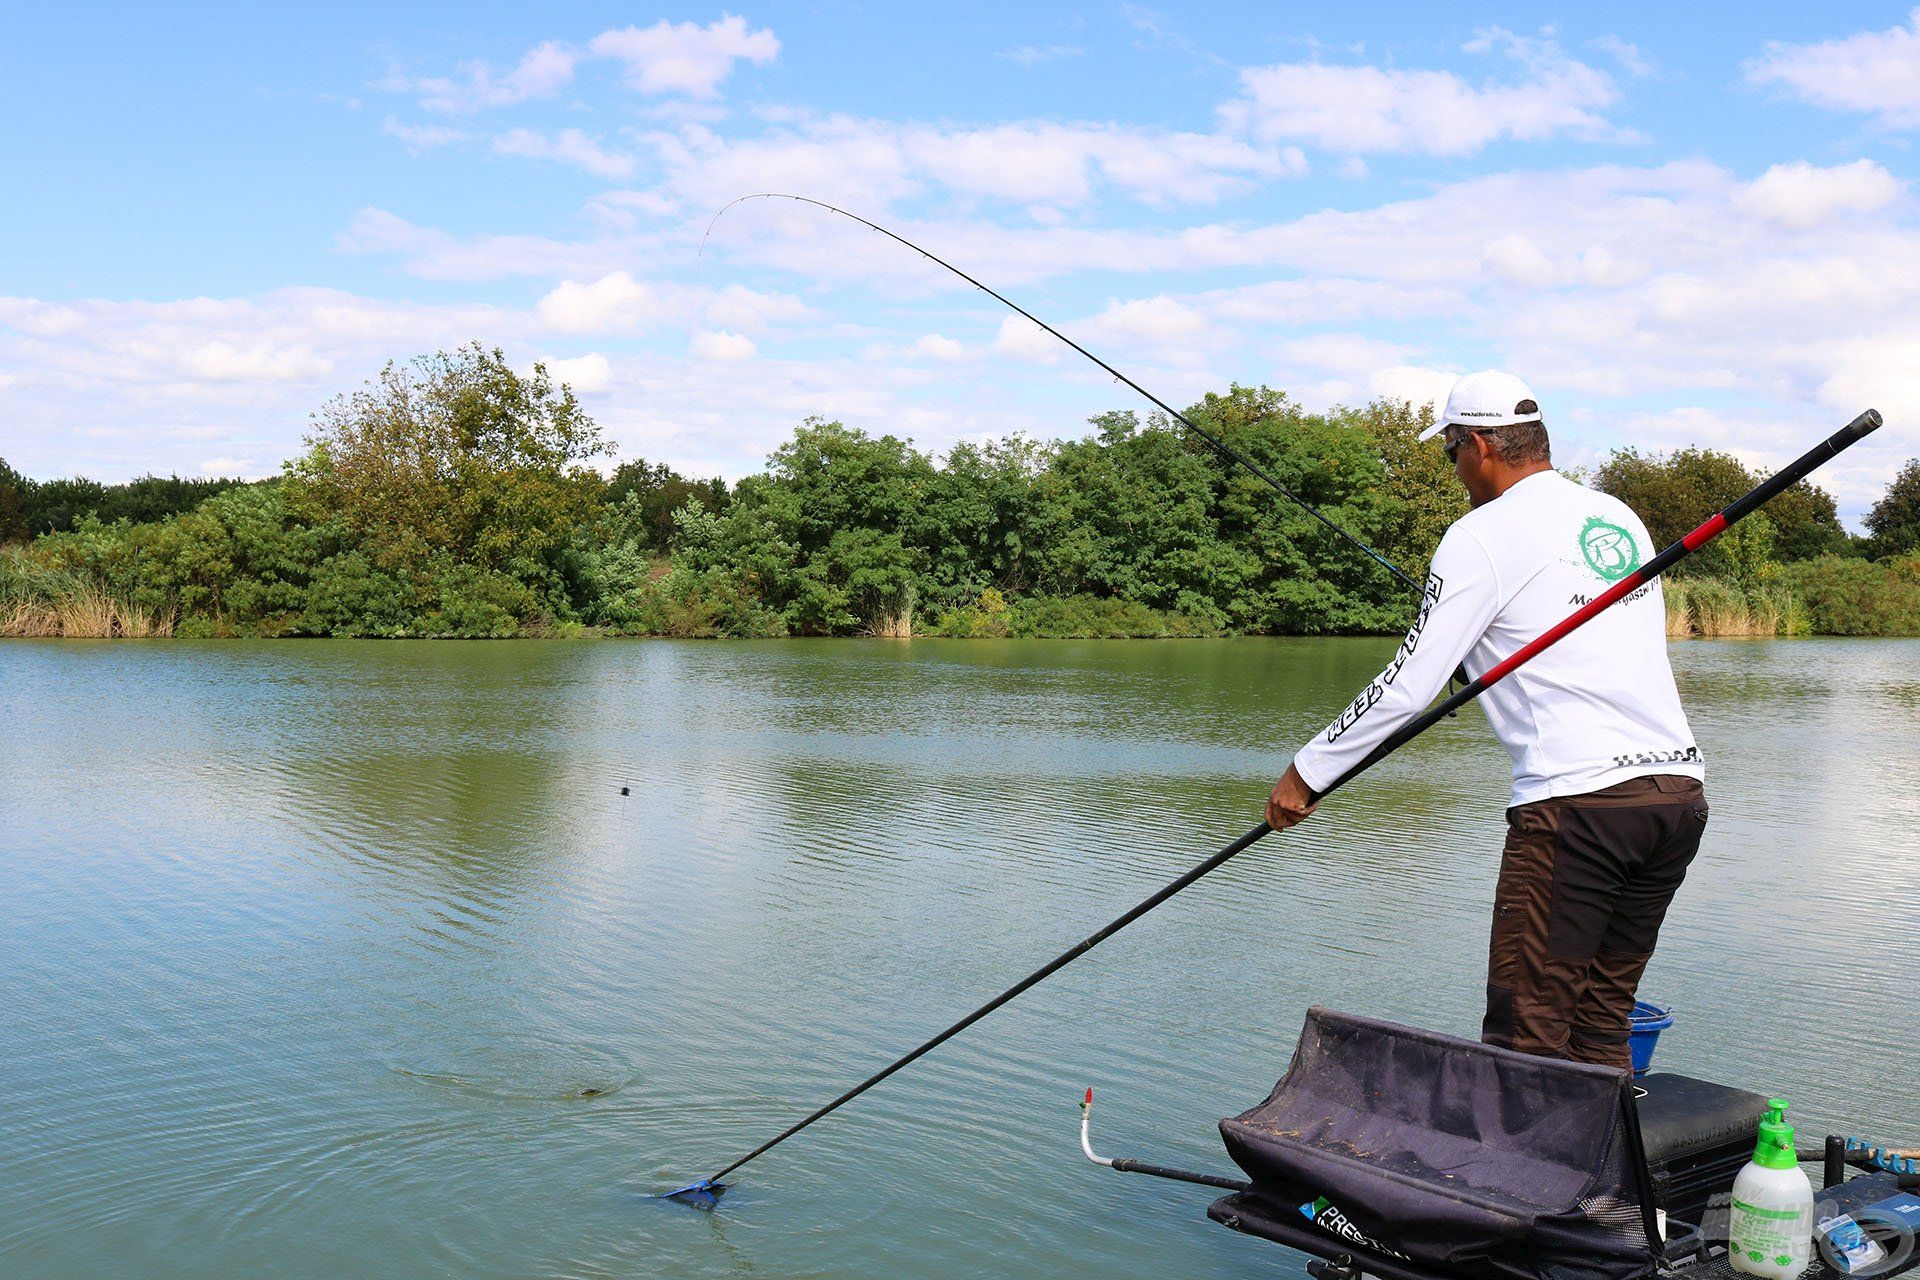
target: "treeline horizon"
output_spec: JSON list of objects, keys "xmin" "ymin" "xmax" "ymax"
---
[{"xmin": 3, "ymin": 344, "xmax": 1918, "ymax": 639}]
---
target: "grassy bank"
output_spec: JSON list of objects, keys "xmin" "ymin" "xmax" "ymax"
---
[
  {"xmin": 13, "ymin": 554, "xmax": 1918, "ymax": 641},
  {"xmin": 1663, "ymin": 557, "xmax": 1920, "ymax": 638},
  {"xmin": 0, "ymin": 552, "xmax": 175, "ymax": 637}
]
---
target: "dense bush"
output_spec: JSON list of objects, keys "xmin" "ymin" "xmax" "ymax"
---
[
  {"xmin": 1777, "ymin": 554, "xmax": 1920, "ymax": 636},
  {"xmin": 925, "ymin": 588, "xmax": 1219, "ymax": 638}
]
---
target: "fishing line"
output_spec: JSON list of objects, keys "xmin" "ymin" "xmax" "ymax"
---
[{"xmin": 700, "ymin": 193, "xmax": 1422, "ymax": 595}]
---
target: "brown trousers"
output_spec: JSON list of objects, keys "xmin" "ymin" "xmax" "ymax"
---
[{"xmin": 1482, "ymin": 775, "xmax": 1708, "ymax": 1069}]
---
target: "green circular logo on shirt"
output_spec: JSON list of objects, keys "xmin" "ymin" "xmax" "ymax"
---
[{"xmin": 1580, "ymin": 516, "xmax": 1641, "ymax": 581}]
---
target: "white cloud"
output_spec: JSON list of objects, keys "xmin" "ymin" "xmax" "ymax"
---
[
  {"xmin": 546, "ymin": 352, "xmax": 613, "ymax": 393},
  {"xmin": 690, "ymin": 329, "xmax": 756, "ymax": 360},
  {"xmin": 0, "ymin": 285, "xmax": 1016, "ymax": 486},
  {"xmin": 1091, "ymin": 295, "xmax": 1209, "ymax": 342},
  {"xmin": 1480, "ymin": 232, "xmax": 1560, "ymax": 287},
  {"xmin": 412, "ymin": 40, "xmax": 577, "ymax": 115},
  {"xmin": 999, "ymin": 45, "xmax": 1082, "ymax": 66},
  {"xmin": 907, "ymin": 123, "xmax": 1102, "ymax": 204},
  {"xmin": 198, "ymin": 456, "xmax": 256, "ymax": 477},
  {"xmin": 387, "ymin": 20, "xmax": 774, "ymax": 117},
  {"xmin": 651, "ymin": 114, "xmax": 1304, "ymax": 219},
  {"xmin": 1206, "ymin": 278, "xmax": 1459, "ymax": 327},
  {"xmin": 494, "ymin": 128, "xmax": 636, "ymax": 180},
  {"xmin": 586, "ymin": 189, "xmax": 682, "ymax": 228},
  {"xmin": 536, "ymin": 272, "xmax": 664, "ymax": 333},
  {"xmin": 1225, "ymin": 29, "xmax": 1626, "ymax": 155},
  {"xmin": 1368, "ymin": 366, "xmax": 1458, "ymax": 413},
  {"xmin": 908, "ymin": 334, "xmax": 967, "ymax": 362},
  {"xmin": 0, "ymin": 289, "xmax": 527, "ymax": 478},
  {"xmin": 1588, "ymin": 35, "xmax": 1655, "ymax": 79},
  {"xmin": 0, "ymin": 302, "xmax": 85, "ymax": 337},
  {"xmin": 1735, "ymin": 160, "xmax": 1904, "ymax": 230},
  {"xmin": 992, "ymin": 315, "xmax": 1061, "ymax": 363},
  {"xmin": 648, "ymin": 116, "xmax": 921, "ymax": 213},
  {"xmin": 1270, "ymin": 339, "xmax": 1442, "ymax": 411},
  {"xmin": 184, "ymin": 341, "xmax": 332, "ymax": 382},
  {"xmin": 588, "ymin": 16, "xmax": 779, "ymax": 99},
  {"xmin": 1747, "ymin": 9, "xmax": 1920, "ymax": 128},
  {"xmin": 338, "ymin": 208, "xmax": 640, "ymax": 281},
  {"xmin": 1274, "ymin": 333, "xmax": 1420, "ymax": 372},
  {"xmin": 703, "ymin": 285, "xmax": 813, "ymax": 334},
  {"xmin": 382, "ymin": 117, "xmax": 467, "ymax": 152}
]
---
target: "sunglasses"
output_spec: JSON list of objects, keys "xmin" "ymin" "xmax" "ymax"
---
[{"xmin": 1443, "ymin": 431, "xmax": 1475, "ymax": 463}]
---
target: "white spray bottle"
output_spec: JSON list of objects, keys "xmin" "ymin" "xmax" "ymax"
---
[{"xmin": 1728, "ymin": 1098, "xmax": 1814, "ymax": 1279}]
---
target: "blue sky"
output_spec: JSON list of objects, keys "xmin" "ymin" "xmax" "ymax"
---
[{"xmin": 4, "ymin": 4, "xmax": 1918, "ymax": 522}]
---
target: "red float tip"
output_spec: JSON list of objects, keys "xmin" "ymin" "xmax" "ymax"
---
[{"xmin": 1085, "ymin": 1087, "xmax": 1094, "ymax": 1104}]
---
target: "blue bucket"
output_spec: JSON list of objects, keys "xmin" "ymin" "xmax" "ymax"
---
[{"xmin": 1628, "ymin": 1000, "xmax": 1674, "ymax": 1077}]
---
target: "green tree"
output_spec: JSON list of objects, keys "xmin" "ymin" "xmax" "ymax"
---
[
  {"xmin": 0, "ymin": 458, "xmax": 28, "ymax": 544},
  {"xmin": 1345, "ymin": 396, "xmax": 1464, "ymax": 576},
  {"xmin": 1593, "ymin": 447, "xmax": 1753, "ymax": 554},
  {"xmin": 720, "ymin": 418, "xmax": 934, "ymax": 633},
  {"xmin": 1035, "ymin": 408, "xmax": 1230, "ymax": 626},
  {"xmin": 11, "ymin": 471, "xmax": 248, "ymax": 535},
  {"xmin": 1176, "ymin": 386, "xmax": 1415, "ymax": 633},
  {"xmin": 602, "ymin": 458, "xmax": 728, "ymax": 549},
  {"xmin": 913, "ymin": 435, "xmax": 1052, "ymax": 601},
  {"xmin": 1593, "ymin": 445, "xmax": 1844, "ymax": 568},
  {"xmin": 287, "ymin": 343, "xmax": 607, "ymax": 625},
  {"xmin": 95, "ymin": 474, "xmax": 249, "ymax": 525},
  {"xmin": 1864, "ymin": 459, "xmax": 1920, "ymax": 559},
  {"xmin": 1762, "ymin": 479, "xmax": 1850, "ymax": 561},
  {"xmin": 25, "ymin": 476, "xmax": 107, "ymax": 535}
]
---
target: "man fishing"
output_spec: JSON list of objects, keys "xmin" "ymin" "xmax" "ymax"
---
[{"xmin": 1264, "ymin": 371, "xmax": 1708, "ymax": 1070}]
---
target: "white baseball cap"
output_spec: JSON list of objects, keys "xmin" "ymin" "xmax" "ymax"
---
[{"xmin": 1417, "ymin": 370, "xmax": 1543, "ymax": 441}]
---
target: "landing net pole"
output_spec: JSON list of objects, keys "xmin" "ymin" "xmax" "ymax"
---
[{"xmin": 660, "ymin": 409, "xmax": 1881, "ymax": 1204}]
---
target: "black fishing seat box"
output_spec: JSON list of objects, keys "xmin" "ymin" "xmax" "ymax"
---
[
  {"xmin": 1210, "ymin": 1008, "xmax": 1663, "ymax": 1280},
  {"xmin": 1634, "ymin": 1072, "xmax": 1769, "ymax": 1229}
]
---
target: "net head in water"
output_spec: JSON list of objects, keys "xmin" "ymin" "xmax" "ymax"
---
[{"xmin": 655, "ymin": 1180, "xmax": 727, "ymax": 1209}]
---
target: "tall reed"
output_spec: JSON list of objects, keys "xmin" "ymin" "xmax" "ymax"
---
[
  {"xmin": 0, "ymin": 553, "xmax": 174, "ymax": 637},
  {"xmin": 1664, "ymin": 577, "xmax": 1796, "ymax": 639}
]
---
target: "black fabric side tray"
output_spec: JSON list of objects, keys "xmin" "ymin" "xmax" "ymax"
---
[{"xmin": 1208, "ymin": 1008, "xmax": 1660, "ymax": 1280}]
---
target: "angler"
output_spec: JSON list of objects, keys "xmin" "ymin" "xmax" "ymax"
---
[
  {"xmin": 1078, "ymin": 406, "xmax": 1917, "ymax": 1280},
  {"xmin": 1267, "ymin": 370, "xmax": 1705, "ymax": 1069}
]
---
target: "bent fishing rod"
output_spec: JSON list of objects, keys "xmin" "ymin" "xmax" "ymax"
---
[
  {"xmin": 657, "ymin": 407, "xmax": 1884, "ymax": 1208},
  {"xmin": 702, "ymin": 193, "xmax": 1421, "ymax": 595}
]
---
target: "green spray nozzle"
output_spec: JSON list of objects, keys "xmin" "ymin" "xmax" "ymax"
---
[{"xmin": 1754, "ymin": 1097, "xmax": 1799, "ymax": 1171}]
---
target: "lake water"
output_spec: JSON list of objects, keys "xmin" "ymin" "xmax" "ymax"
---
[{"xmin": 3, "ymin": 638, "xmax": 1916, "ymax": 1279}]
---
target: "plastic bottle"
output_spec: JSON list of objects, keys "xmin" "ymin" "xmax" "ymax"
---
[{"xmin": 1729, "ymin": 1098, "xmax": 1814, "ymax": 1279}]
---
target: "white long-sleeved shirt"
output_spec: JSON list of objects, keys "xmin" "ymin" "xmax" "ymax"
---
[{"xmin": 1292, "ymin": 470, "xmax": 1703, "ymax": 807}]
